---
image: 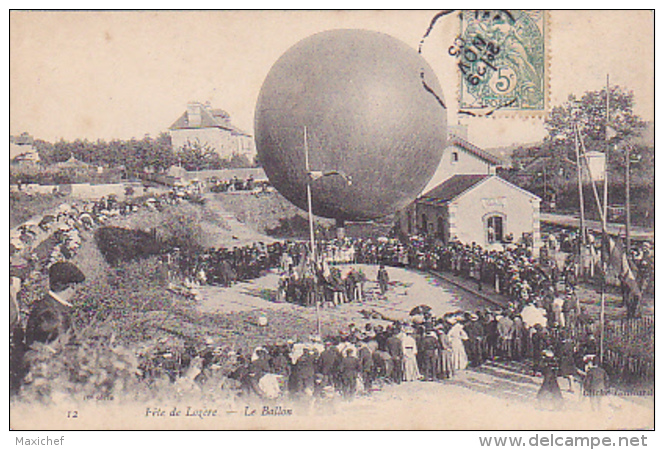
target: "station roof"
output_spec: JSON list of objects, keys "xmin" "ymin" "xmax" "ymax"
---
[
  {"xmin": 418, "ymin": 174, "xmax": 540, "ymax": 206},
  {"xmin": 449, "ymin": 134, "xmax": 504, "ymax": 166},
  {"xmin": 418, "ymin": 174, "xmax": 490, "ymax": 205}
]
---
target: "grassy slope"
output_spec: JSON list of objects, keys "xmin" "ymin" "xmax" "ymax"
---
[{"xmin": 10, "ymin": 192, "xmax": 66, "ymax": 229}]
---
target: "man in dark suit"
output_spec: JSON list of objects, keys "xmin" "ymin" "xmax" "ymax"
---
[
  {"xmin": 10, "ymin": 281, "xmax": 27, "ymax": 396},
  {"xmin": 583, "ymin": 356, "xmax": 610, "ymax": 411},
  {"xmin": 12, "ymin": 261, "xmax": 85, "ymax": 395},
  {"xmin": 385, "ymin": 328, "xmax": 404, "ymax": 384},
  {"xmin": 290, "ymin": 348, "xmax": 316, "ymax": 396},
  {"xmin": 357, "ymin": 341, "xmax": 374, "ymax": 390},
  {"xmin": 377, "ymin": 264, "xmax": 390, "ymax": 295},
  {"xmin": 25, "ymin": 261, "xmax": 86, "ymax": 346},
  {"xmin": 338, "ymin": 348, "xmax": 361, "ymax": 399},
  {"xmin": 318, "ymin": 340, "xmax": 341, "ymax": 388}
]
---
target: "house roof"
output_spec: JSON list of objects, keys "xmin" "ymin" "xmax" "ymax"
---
[
  {"xmin": 449, "ymin": 134, "xmax": 504, "ymax": 166},
  {"xmin": 10, "ymin": 133, "xmax": 34, "ymax": 145},
  {"xmin": 419, "ymin": 174, "xmax": 490, "ymax": 205},
  {"xmin": 418, "ymin": 174, "xmax": 541, "ymax": 206},
  {"xmin": 169, "ymin": 105, "xmax": 250, "ymax": 136},
  {"xmin": 54, "ymin": 156, "xmax": 90, "ymax": 169}
]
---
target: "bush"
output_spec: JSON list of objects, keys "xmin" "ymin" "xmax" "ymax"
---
[
  {"xmin": 74, "ymin": 256, "xmax": 171, "ymax": 327},
  {"xmin": 94, "ymin": 226, "xmax": 163, "ymax": 266},
  {"xmin": 21, "ymin": 324, "xmax": 141, "ymax": 404},
  {"xmin": 153, "ymin": 204, "xmax": 206, "ymax": 252}
]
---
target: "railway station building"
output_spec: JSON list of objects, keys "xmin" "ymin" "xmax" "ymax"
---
[
  {"xmin": 409, "ymin": 174, "xmax": 541, "ymax": 250},
  {"xmin": 397, "ymin": 134, "xmax": 541, "ymax": 251}
]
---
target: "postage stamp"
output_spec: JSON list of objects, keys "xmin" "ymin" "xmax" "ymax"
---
[{"xmin": 451, "ymin": 10, "xmax": 549, "ymax": 115}]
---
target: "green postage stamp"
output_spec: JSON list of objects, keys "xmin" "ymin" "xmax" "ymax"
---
[{"xmin": 451, "ymin": 10, "xmax": 548, "ymax": 115}]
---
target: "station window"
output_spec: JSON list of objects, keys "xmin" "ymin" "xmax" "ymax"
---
[{"xmin": 486, "ymin": 215, "xmax": 504, "ymax": 244}]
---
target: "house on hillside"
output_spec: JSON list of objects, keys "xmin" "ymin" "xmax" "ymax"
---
[
  {"xmin": 398, "ymin": 174, "xmax": 541, "ymax": 250},
  {"xmin": 169, "ymin": 102, "xmax": 255, "ymax": 161},
  {"xmin": 10, "ymin": 133, "xmax": 39, "ymax": 163}
]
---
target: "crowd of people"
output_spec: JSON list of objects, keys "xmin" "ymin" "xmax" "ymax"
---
[
  {"xmin": 169, "ymin": 229, "xmax": 651, "ymax": 327},
  {"xmin": 544, "ymin": 227, "xmax": 654, "ymax": 293},
  {"xmin": 131, "ymin": 296, "xmax": 606, "ymax": 410},
  {"xmin": 10, "ymin": 189, "xmax": 196, "ymax": 316},
  {"xmin": 9, "ymin": 188, "xmax": 650, "ymax": 409},
  {"xmin": 168, "ymin": 242, "xmax": 285, "ymax": 288},
  {"xmin": 138, "ymin": 235, "xmax": 613, "ymax": 408},
  {"xmin": 209, "ymin": 175, "xmax": 268, "ymax": 193},
  {"xmin": 225, "ymin": 315, "xmax": 476, "ymax": 401}
]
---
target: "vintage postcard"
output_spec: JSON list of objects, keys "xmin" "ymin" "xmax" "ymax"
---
[{"xmin": 9, "ymin": 10, "xmax": 654, "ymax": 432}]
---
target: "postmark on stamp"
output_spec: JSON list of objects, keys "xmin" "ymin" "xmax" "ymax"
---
[{"xmin": 450, "ymin": 10, "xmax": 548, "ymax": 115}]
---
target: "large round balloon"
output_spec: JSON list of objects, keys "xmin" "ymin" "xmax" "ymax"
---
[{"xmin": 255, "ymin": 29, "xmax": 447, "ymax": 221}]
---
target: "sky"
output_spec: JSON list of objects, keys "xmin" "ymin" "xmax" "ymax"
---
[{"xmin": 9, "ymin": 10, "xmax": 654, "ymax": 149}]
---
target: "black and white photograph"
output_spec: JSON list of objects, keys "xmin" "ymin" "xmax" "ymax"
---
[{"xmin": 8, "ymin": 10, "xmax": 655, "ymax": 432}]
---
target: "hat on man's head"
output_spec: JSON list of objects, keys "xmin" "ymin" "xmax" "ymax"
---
[
  {"xmin": 583, "ymin": 354, "xmax": 597, "ymax": 364},
  {"xmin": 49, "ymin": 261, "xmax": 85, "ymax": 292}
]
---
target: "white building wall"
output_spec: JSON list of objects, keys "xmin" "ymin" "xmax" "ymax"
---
[
  {"xmin": 170, "ymin": 128, "xmax": 255, "ymax": 160},
  {"xmin": 423, "ymin": 144, "xmax": 495, "ymax": 193},
  {"xmin": 451, "ymin": 177, "xmax": 540, "ymax": 248}
]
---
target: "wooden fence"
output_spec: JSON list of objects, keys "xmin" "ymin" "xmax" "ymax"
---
[{"xmin": 593, "ymin": 317, "xmax": 654, "ymax": 383}]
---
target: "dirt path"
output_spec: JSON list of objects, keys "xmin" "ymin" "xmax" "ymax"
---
[{"xmin": 196, "ymin": 264, "xmax": 494, "ymax": 325}]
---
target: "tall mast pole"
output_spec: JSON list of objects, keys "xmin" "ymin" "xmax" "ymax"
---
[
  {"xmin": 625, "ymin": 144, "xmax": 632, "ymax": 254},
  {"xmin": 574, "ymin": 123, "xmax": 585, "ymax": 315},
  {"xmin": 603, "ymin": 75, "xmax": 610, "ymax": 228},
  {"xmin": 600, "ymin": 75, "xmax": 610, "ymax": 364},
  {"xmin": 305, "ymin": 127, "xmax": 316, "ymax": 261},
  {"xmin": 304, "ymin": 126, "xmax": 321, "ymax": 337}
]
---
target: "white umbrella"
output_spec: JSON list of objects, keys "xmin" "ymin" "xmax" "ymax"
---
[
  {"xmin": 520, "ymin": 304, "xmax": 547, "ymax": 328},
  {"xmin": 258, "ymin": 374, "xmax": 283, "ymax": 399}
]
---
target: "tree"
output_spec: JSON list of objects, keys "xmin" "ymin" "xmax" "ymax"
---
[
  {"xmin": 545, "ymin": 86, "xmax": 646, "ymax": 165},
  {"xmin": 505, "ymin": 86, "xmax": 649, "ymax": 215},
  {"xmin": 33, "ymin": 139, "xmax": 55, "ymax": 164},
  {"xmin": 149, "ymin": 132, "xmax": 175, "ymax": 172},
  {"xmin": 540, "ymin": 86, "xmax": 651, "ymax": 223},
  {"xmin": 49, "ymin": 139, "xmax": 75, "ymax": 163},
  {"xmin": 177, "ymin": 139, "xmax": 219, "ymax": 171}
]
